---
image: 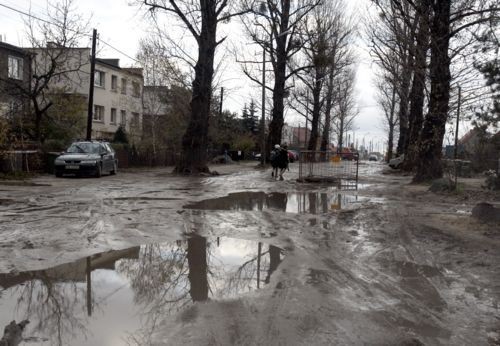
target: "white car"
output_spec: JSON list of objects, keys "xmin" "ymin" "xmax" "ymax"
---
[{"xmin": 389, "ymin": 155, "xmax": 404, "ymax": 169}]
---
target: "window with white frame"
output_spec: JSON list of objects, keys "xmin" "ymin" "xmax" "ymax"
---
[
  {"xmin": 93, "ymin": 105, "xmax": 104, "ymax": 122},
  {"xmin": 120, "ymin": 110, "xmax": 126, "ymax": 125},
  {"xmin": 8, "ymin": 56, "xmax": 23, "ymax": 80},
  {"xmin": 110, "ymin": 108, "xmax": 117, "ymax": 124},
  {"xmin": 94, "ymin": 70, "xmax": 105, "ymax": 87}
]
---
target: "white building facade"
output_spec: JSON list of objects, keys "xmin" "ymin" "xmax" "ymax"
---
[
  {"xmin": 31, "ymin": 47, "xmax": 143, "ymax": 141},
  {"xmin": 92, "ymin": 59, "xmax": 143, "ymax": 140}
]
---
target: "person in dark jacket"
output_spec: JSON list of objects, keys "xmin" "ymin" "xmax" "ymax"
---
[
  {"xmin": 270, "ymin": 144, "xmax": 280, "ymax": 178},
  {"xmin": 276, "ymin": 143, "xmax": 289, "ymax": 180}
]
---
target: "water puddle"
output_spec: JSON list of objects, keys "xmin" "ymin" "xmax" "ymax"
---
[
  {"xmin": 0, "ymin": 237, "xmax": 283, "ymax": 346},
  {"xmin": 184, "ymin": 191, "xmax": 364, "ymax": 214}
]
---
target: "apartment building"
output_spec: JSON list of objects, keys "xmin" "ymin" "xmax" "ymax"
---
[
  {"xmin": 0, "ymin": 41, "xmax": 32, "ymax": 118},
  {"xmin": 92, "ymin": 59, "xmax": 144, "ymax": 140},
  {"xmin": 30, "ymin": 45, "xmax": 144, "ymax": 140}
]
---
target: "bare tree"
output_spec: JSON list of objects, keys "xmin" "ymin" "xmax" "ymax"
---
[
  {"xmin": 375, "ymin": 71, "xmax": 400, "ymax": 161},
  {"xmin": 414, "ymin": 0, "xmax": 499, "ymax": 181},
  {"xmin": 141, "ymin": 0, "xmax": 253, "ymax": 174},
  {"xmin": 0, "ymin": 0, "xmax": 90, "ymax": 142},
  {"xmin": 333, "ymin": 68, "xmax": 358, "ymax": 151},
  {"xmin": 239, "ymin": 0, "xmax": 321, "ymax": 156}
]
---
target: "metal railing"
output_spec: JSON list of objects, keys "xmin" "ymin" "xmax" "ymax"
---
[{"xmin": 298, "ymin": 151, "xmax": 359, "ymax": 187}]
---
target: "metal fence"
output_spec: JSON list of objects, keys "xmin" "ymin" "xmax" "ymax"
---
[{"xmin": 298, "ymin": 151, "xmax": 359, "ymax": 187}]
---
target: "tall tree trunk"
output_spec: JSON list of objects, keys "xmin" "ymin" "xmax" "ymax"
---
[
  {"xmin": 320, "ymin": 69, "xmax": 335, "ymax": 152},
  {"xmin": 396, "ymin": 67, "xmax": 412, "ymax": 156},
  {"xmin": 175, "ymin": 2, "xmax": 217, "ymax": 174},
  {"xmin": 308, "ymin": 71, "xmax": 322, "ymax": 151},
  {"xmin": 414, "ymin": 0, "xmax": 452, "ymax": 182},
  {"xmin": 386, "ymin": 84, "xmax": 397, "ymax": 162},
  {"xmin": 403, "ymin": 0, "xmax": 431, "ymax": 170},
  {"xmin": 267, "ymin": 1, "xmax": 291, "ymax": 156}
]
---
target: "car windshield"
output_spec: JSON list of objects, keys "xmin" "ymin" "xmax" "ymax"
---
[{"xmin": 66, "ymin": 143, "xmax": 101, "ymax": 154}]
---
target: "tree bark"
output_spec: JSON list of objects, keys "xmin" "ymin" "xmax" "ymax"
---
[
  {"xmin": 267, "ymin": 0, "xmax": 291, "ymax": 156},
  {"xmin": 307, "ymin": 72, "xmax": 322, "ymax": 151},
  {"xmin": 175, "ymin": 1, "xmax": 217, "ymax": 174},
  {"xmin": 403, "ymin": 0, "xmax": 431, "ymax": 171},
  {"xmin": 386, "ymin": 84, "xmax": 397, "ymax": 162},
  {"xmin": 395, "ymin": 64, "xmax": 412, "ymax": 156},
  {"xmin": 414, "ymin": 0, "xmax": 452, "ymax": 182},
  {"xmin": 320, "ymin": 69, "xmax": 335, "ymax": 152}
]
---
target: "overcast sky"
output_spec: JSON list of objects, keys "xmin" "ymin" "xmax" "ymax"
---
[{"xmin": 0, "ymin": 0, "xmax": 391, "ymax": 150}]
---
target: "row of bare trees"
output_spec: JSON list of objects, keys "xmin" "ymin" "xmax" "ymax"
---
[
  {"xmin": 368, "ymin": 0, "xmax": 499, "ymax": 181},
  {"xmin": 139, "ymin": 0, "xmax": 359, "ymax": 174}
]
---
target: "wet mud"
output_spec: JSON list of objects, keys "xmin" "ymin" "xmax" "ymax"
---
[{"xmin": 0, "ymin": 162, "xmax": 499, "ymax": 345}]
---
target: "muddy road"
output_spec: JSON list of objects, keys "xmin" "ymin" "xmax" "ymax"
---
[{"xmin": 0, "ymin": 162, "xmax": 499, "ymax": 345}]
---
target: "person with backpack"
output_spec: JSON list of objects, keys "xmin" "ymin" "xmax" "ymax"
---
[
  {"xmin": 276, "ymin": 143, "xmax": 289, "ymax": 180},
  {"xmin": 270, "ymin": 144, "xmax": 280, "ymax": 178}
]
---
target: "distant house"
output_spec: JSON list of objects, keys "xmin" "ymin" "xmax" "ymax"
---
[
  {"xmin": 291, "ymin": 127, "xmax": 311, "ymax": 149},
  {"xmin": 30, "ymin": 45, "xmax": 144, "ymax": 141},
  {"xmin": 0, "ymin": 41, "xmax": 32, "ymax": 119},
  {"xmin": 92, "ymin": 59, "xmax": 144, "ymax": 140}
]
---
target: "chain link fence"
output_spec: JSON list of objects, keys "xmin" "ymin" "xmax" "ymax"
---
[{"xmin": 298, "ymin": 151, "xmax": 359, "ymax": 188}]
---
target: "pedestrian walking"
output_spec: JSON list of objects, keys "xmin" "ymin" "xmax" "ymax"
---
[
  {"xmin": 277, "ymin": 143, "xmax": 289, "ymax": 180},
  {"xmin": 270, "ymin": 144, "xmax": 280, "ymax": 178}
]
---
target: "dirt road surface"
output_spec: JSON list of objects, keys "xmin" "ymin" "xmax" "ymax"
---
[{"xmin": 0, "ymin": 162, "xmax": 499, "ymax": 345}]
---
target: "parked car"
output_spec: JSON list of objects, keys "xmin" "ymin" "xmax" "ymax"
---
[
  {"xmin": 368, "ymin": 154, "xmax": 378, "ymax": 161},
  {"xmin": 389, "ymin": 155, "xmax": 404, "ymax": 169},
  {"xmin": 288, "ymin": 150, "xmax": 299, "ymax": 163},
  {"xmin": 340, "ymin": 148, "xmax": 358, "ymax": 161},
  {"xmin": 54, "ymin": 141, "xmax": 117, "ymax": 177}
]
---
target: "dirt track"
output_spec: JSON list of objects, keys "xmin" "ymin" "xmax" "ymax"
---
[{"xmin": 0, "ymin": 162, "xmax": 499, "ymax": 345}]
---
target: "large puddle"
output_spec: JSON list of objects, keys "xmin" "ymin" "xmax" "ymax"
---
[
  {"xmin": 184, "ymin": 191, "xmax": 363, "ymax": 214},
  {"xmin": 0, "ymin": 237, "xmax": 283, "ymax": 345}
]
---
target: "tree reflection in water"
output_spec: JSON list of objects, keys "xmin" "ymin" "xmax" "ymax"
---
[
  {"xmin": 120, "ymin": 236, "xmax": 282, "ymax": 345},
  {"xmin": 0, "ymin": 237, "xmax": 284, "ymax": 346},
  {"xmin": 0, "ymin": 259, "xmax": 97, "ymax": 346}
]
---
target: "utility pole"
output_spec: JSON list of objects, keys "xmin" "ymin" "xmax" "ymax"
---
[
  {"xmin": 86, "ymin": 29, "xmax": 97, "ymax": 141},
  {"xmin": 454, "ymin": 86, "xmax": 461, "ymax": 189},
  {"xmin": 454, "ymin": 86, "xmax": 461, "ymax": 160},
  {"xmin": 260, "ymin": 45, "xmax": 266, "ymax": 166},
  {"xmin": 305, "ymin": 90, "xmax": 309, "ymax": 148},
  {"xmin": 219, "ymin": 87, "xmax": 224, "ymax": 117}
]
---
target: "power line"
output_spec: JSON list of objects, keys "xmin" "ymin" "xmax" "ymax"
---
[{"xmin": 0, "ymin": 2, "xmax": 141, "ymax": 64}]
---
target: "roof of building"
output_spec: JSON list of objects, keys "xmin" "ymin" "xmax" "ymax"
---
[{"xmin": 0, "ymin": 41, "xmax": 31, "ymax": 56}]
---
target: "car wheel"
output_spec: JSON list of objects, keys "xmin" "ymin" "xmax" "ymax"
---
[
  {"xmin": 95, "ymin": 164, "xmax": 102, "ymax": 178},
  {"xmin": 110, "ymin": 162, "xmax": 117, "ymax": 175},
  {"xmin": 55, "ymin": 171, "xmax": 63, "ymax": 178}
]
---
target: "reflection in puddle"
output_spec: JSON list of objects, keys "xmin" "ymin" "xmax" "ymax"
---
[
  {"xmin": 0, "ymin": 237, "xmax": 283, "ymax": 345},
  {"xmin": 184, "ymin": 192, "xmax": 362, "ymax": 214}
]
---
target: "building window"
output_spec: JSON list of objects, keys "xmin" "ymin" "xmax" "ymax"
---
[
  {"xmin": 121, "ymin": 78, "xmax": 127, "ymax": 94},
  {"xmin": 95, "ymin": 70, "xmax": 105, "ymax": 88},
  {"xmin": 120, "ymin": 110, "xmax": 126, "ymax": 125},
  {"xmin": 131, "ymin": 112, "xmax": 140, "ymax": 128},
  {"xmin": 110, "ymin": 108, "xmax": 117, "ymax": 124},
  {"xmin": 111, "ymin": 75, "xmax": 118, "ymax": 91},
  {"xmin": 93, "ymin": 105, "xmax": 104, "ymax": 122},
  {"xmin": 132, "ymin": 82, "xmax": 141, "ymax": 98},
  {"xmin": 8, "ymin": 56, "xmax": 23, "ymax": 80}
]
